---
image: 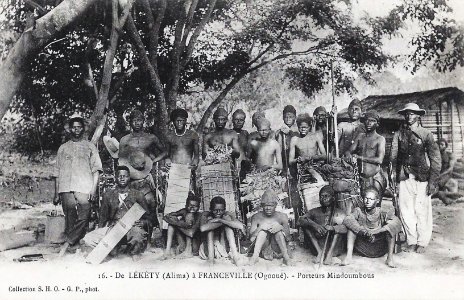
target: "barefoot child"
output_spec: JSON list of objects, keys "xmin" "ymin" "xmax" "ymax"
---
[
  {"xmin": 342, "ymin": 187, "xmax": 402, "ymax": 268},
  {"xmin": 298, "ymin": 185, "xmax": 346, "ymax": 265},
  {"xmin": 162, "ymin": 193, "xmax": 201, "ymax": 259},
  {"xmin": 199, "ymin": 196, "xmax": 245, "ymax": 265},
  {"xmin": 248, "ymin": 189, "xmax": 294, "ymax": 266}
]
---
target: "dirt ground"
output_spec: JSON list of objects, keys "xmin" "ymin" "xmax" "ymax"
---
[{"xmin": 1, "ymin": 158, "xmax": 464, "ymax": 299}]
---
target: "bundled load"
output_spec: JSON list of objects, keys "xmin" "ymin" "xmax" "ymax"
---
[
  {"xmin": 297, "ymin": 158, "xmax": 360, "ymax": 212},
  {"xmin": 314, "ymin": 158, "xmax": 355, "ymax": 179},
  {"xmin": 204, "ymin": 144, "xmax": 233, "ymax": 165},
  {"xmin": 239, "ymin": 168, "xmax": 287, "ymax": 216}
]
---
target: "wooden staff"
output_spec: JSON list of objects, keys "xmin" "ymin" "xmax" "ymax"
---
[
  {"xmin": 331, "ymin": 61, "xmax": 339, "ymax": 158},
  {"xmin": 317, "ymin": 201, "xmax": 336, "ymax": 271},
  {"xmin": 325, "ymin": 117, "xmax": 330, "ymax": 164}
]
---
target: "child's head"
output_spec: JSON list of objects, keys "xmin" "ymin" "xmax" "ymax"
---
[
  {"xmin": 261, "ymin": 189, "xmax": 278, "ymax": 217},
  {"xmin": 210, "ymin": 196, "xmax": 226, "ymax": 218},
  {"xmin": 257, "ymin": 118, "xmax": 272, "ymax": 139},
  {"xmin": 186, "ymin": 192, "xmax": 200, "ymax": 213},
  {"xmin": 116, "ymin": 166, "xmax": 130, "ymax": 188},
  {"xmin": 319, "ymin": 185, "xmax": 335, "ymax": 207},
  {"xmin": 283, "ymin": 105, "xmax": 297, "ymax": 127},
  {"xmin": 362, "ymin": 186, "xmax": 380, "ymax": 210},
  {"xmin": 296, "ymin": 113, "xmax": 312, "ymax": 136}
]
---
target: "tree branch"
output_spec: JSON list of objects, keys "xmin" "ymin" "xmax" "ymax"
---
[
  {"xmin": 248, "ymin": 45, "xmax": 331, "ymax": 74},
  {"xmin": 0, "ymin": 0, "xmax": 98, "ymax": 121},
  {"xmin": 126, "ymin": 14, "xmax": 169, "ymax": 129},
  {"xmin": 180, "ymin": 0, "xmax": 217, "ymax": 69},
  {"xmin": 180, "ymin": 0, "xmax": 199, "ymax": 51},
  {"xmin": 89, "ymin": 0, "xmax": 135, "ymax": 144},
  {"xmin": 109, "ymin": 67, "xmax": 136, "ymax": 104},
  {"xmin": 141, "ymin": 0, "xmax": 166, "ymax": 67},
  {"xmin": 24, "ymin": 0, "xmax": 48, "ymax": 15},
  {"xmin": 197, "ymin": 71, "xmax": 247, "ymax": 132},
  {"xmin": 197, "ymin": 43, "xmax": 332, "ymax": 132},
  {"xmin": 246, "ymin": 14, "xmax": 296, "ymax": 68}
]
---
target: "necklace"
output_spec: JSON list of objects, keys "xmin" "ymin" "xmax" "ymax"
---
[{"xmin": 175, "ymin": 128, "xmax": 186, "ymax": 137}]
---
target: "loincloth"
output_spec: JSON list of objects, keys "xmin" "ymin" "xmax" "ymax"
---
[{"xmin": 354, "ymin": 231, "xmax": 388, "ymax": 258}]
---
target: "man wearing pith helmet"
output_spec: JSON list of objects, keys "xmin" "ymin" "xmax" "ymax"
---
[{"xmin": 390, "ymin": 103, "xmax": 441, "ymax": 254}]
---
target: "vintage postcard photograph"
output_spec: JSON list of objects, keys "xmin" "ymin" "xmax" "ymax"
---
[{"xmin": 0, "ymin": 0, "xmax": 463, "ymax": 299}]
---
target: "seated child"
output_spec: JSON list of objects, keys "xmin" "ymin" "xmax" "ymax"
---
[
  {"xmin": 298, "ymin": 185, "xmax": 346, "ymax": 265},
  {"xmin": 248, "ymin": 189, "xmax": 294, "ymax": 266},
  {"xmin": 161, "ymin": 192, "xmax": 201, "ymax": 259},
  {"xmin": 342, "ymin": 186, "xmax": 402, "ymax": 268},
  {"xmin": 82, "ymin": 166, "xmax": 150, "ymax": 258},
  {"xmin": 199, "ymin": 196, "xmax": 246, "ymax": 265}
]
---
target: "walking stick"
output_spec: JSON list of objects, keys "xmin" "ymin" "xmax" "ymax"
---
[
  {"xmin": 281, "ymin": 131, "xmax": 295, "ymax": 226},
  {"xmin": 388, "ymin": 162, "xmax": 405, "ymax": 253},
  {"xmin": 325, "ymin": 117, "xmax": 330, "ymax": 164},
  {"xmin": 331, "ymin": 61, "xmax": 339, "ymax": 159},
  {"xmin": 317, "ymin": 201, "xmax": 336, "ymax": 271}
]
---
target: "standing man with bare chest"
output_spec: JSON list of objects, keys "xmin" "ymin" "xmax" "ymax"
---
[
  {"xmin": 345, "ymin": 110, "xmax": 387, "ymax": 198},
  {"xmin": 53, "ymin": 114, "xmax": 102, "ymax": 256},
  {"xmin": 202, "ymin": 108, "xmax": 241, "ymax": 161},
  {"xmin": 118, "ymin": 109, "xmax": 165, "ymax": 229},
  {"xmin": 162, "ymin": 108, "xmax": 200, "ymax": 169},
  {"xmin": 390, "ymin": 103, "xmax": 441, "ymax": 254},
  {"xmin": 338, "ymin": 99, "xmax": 365, "ymax": 156},
  {"xmin": 247, "ymin": 118, "xmax": 283, "ymax": 171},
  {"xmin": 119, "ymin": 109, "xmax": 165, "ymax": 164}
]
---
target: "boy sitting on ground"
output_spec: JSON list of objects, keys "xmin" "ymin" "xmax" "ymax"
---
[
  {"xmin": 199, "ymin": 196, "xmax": 246, "ymax": 265},
  {"xmin": 161, "ymin": 192, "xmax": 201, "ymax": 259},
  {"xmin": 298, "ymin": 185, "xmax": 346, "ymax": 265},
  {"xmin": 248, "ymin": 189, "xmax": 294, "ymax": 266},
  {"xmin": 342, "ymin": 187, "xmax": 402, "ymax": 268}
]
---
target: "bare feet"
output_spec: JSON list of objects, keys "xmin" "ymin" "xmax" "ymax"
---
[
  {"xmin": 178, "ymin": 250, "xmax": 194, "ymax": 259},
  {"xmin": 207, "ymin": 258, "xmax": 215, "ymax": 267},
  {"xmin": 160, "ymin": 251, "xmax": 174, "ymax": 260},
  {"xmin": 416, "ymin": 246, "xmax": 426, "ymax": 254},
  {"xmin": 283, "ymin": 256, "xmax": 295, "ymax": 266},
  {"xmin": 340, "ymin": 257, "xmax": 351, "ymax": 266},
  {"xmin": 323, "ymin": 256, "xmax": 334, "ymax": 265},
  {"xmin": 312, "ymin": 253, "xmax": 322, "ymax": 264},
  {"xmin": 385, "ymin": 258, "xmax": 397, "ymax": 268},
  {"xmin": 248, "ymin": 256, "xmax": 259, "ymax": 265},
  {"xmin": 403, "ymin": 244, "xmax": 417, "ymax": 252},
  {"xmin": 230, "ymin": 253, "xmax": 245, "ymax": 266},
  {"xmin": 131, "ymin": 254, "xmax": 143, "ymax": 262}
]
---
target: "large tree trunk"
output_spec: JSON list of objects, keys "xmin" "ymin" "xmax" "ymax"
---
[{"xmin": 0, "ymin": 0, "xmax": 98, "ymax": 120}]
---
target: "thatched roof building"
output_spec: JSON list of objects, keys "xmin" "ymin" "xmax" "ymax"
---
[{"xmin": 338, "ymin": 87, "xmax": 464, "ymax": 159}]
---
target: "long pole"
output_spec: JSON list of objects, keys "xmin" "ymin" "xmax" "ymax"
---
[
  {"xmin": 325, "ymin": 117, "xmax": 330, "ymax": 164},
  {"xmin": 331, "ymin": 61, "xmax": 339, "ymax": 158},
  {"xmin": 317, "ymin": 202, "xmax": 336, "ymax": 271},
  {"xmin": 281, "ymin": 132, "xmax": 295, "ymax": 224}
]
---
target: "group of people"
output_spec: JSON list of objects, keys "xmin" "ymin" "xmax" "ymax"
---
[{"xmin": 52, "ymin": 98, "xmax": 454, "ymax": 267}]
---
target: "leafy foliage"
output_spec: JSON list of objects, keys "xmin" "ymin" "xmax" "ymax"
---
[{"xmin": 1, "ymin": 0, "xmax": 463, "ymax": 154}]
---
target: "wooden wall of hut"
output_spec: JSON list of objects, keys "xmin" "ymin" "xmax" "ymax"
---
[{"xmin": 421, "ymin": 99, "xmax": 464, "ymax": 159}]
